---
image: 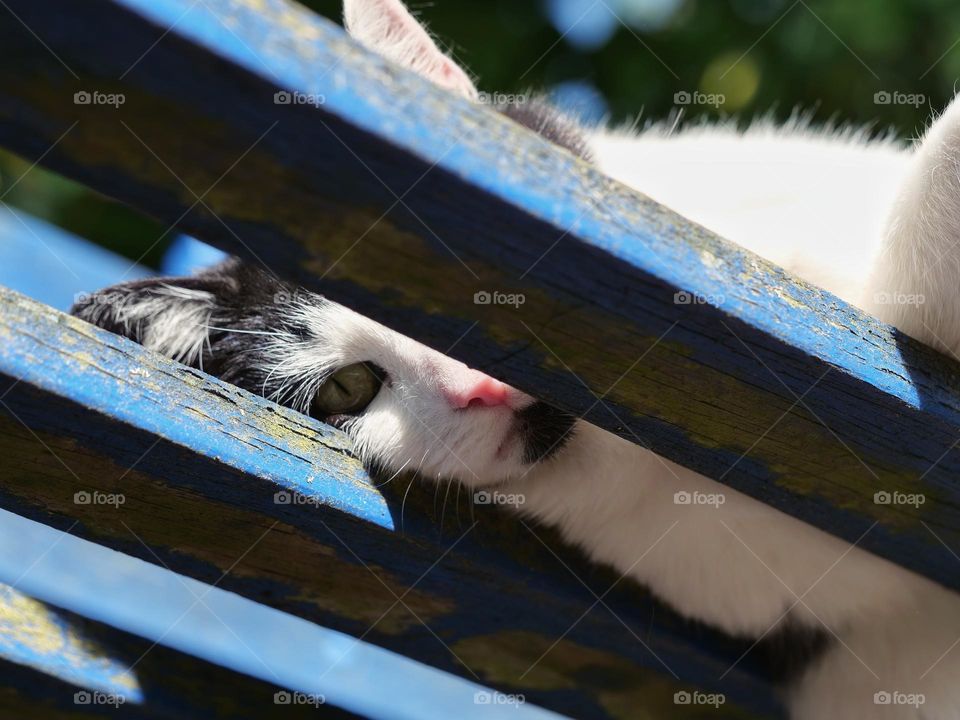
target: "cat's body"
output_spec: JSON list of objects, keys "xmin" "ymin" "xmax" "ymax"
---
[
  {"xmin": 591, "ymin": 120, "xmax": 907, "ymax": 307},
  {"xmin": 73, "ymin": 1, "xmax": 960, "ymax": 717},
  {"xmin": 579, "ymin": 114, "xmax": 960, "ymax": 717}
]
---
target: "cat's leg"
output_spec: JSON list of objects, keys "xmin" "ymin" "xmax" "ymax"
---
[
  {"xmin": 787, "ymin": 582, "xmax": 960, "ymax": 720},
  {"xmin": 866, "ymin": 95, "xmax": 960, "ymax": 355},
  {"xmin": 512, "ymin": 425, "xmax": 922, "ymax": 638}
]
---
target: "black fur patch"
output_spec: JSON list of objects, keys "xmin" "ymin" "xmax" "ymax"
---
[
  {"xmin": 185, "ymin": 262, "xmax": 306, "ymax": 400},
  {"xmin": 516, "ymin": 401, "xmax": 577, "ymax": 464},
  {"xmin": 751, "ymin": 621, "xmax": 831, "ymax": 685},
  {"xmin": 71, "ymin": 259, "xmax": 302, "ymax": 402},
  {"xmin": 497, "ymin": 97, "xmax": 594, "ymax": 162}
]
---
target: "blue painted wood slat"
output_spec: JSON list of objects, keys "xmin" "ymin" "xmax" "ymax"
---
[
  {"xmin": 0, "ymin": 286, "xmax": 785, "ymax": 719},
  {"xmin": 0, "ymin": 0, "xmax": 956, "ymax": 593},
  {"xmin": 0, "ymin": 582, "xmax": 363, "ymax": 719}
]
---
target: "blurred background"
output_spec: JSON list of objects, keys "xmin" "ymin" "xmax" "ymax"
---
[{"xmin": 2, "ymin": 0, "xmax": 954, "ymax": 269}]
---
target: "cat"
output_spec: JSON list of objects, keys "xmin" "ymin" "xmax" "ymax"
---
[{"xmin": 72, "ymin": 0, "xmax": 960, "ymax": 717}]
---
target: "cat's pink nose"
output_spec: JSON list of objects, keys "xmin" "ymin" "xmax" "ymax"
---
[{"xmin": 444, "ymin": 371, "xmax": 511, "ymax": 409}]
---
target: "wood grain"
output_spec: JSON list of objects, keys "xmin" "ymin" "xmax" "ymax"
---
[
  {"xmin": 0, "ymin": 287, "xmax": 783, "ymax": 719},
  {"xmin": 0, "ymin": 584, "xmax": 358, "ymax": 719},
  {"xmin": 0, "ymin": 0, "xmax": 956, "ymax": 590}
]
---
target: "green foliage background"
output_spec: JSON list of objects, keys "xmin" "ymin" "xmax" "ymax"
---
[{"xmin": 4, "ymin": 0, "xmax": 958, "ymax": 267}]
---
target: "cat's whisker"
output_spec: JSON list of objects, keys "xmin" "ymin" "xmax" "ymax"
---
[
  {"xmin": 373, "ymin": 458, "xmax": 410, "ymax": 489},
  {"xmin": 455, "ymin": 481, "xmax": 463, "ymax": 530},
  {"xmin": 440, "ymin": 478, "xmax": 453, "ymax": 533},
  {"xmin": 262, "ymin": 358, "xmax": 324, "ymax": 413},
  {"xmin": 400, "ymin": 475, "xmax": 416, "ymax": 535},
  {"xmin": 412, "ymin": 447, "xmax": 428, "ymax": 475},
  {"xmin": 204, "ymin": 325, "xmax": 287, "ymax": 337},
  {"xmin": 262, "ymin": 355, "xmax": 300, "ymax": 400},
  {"xmin": 395, "ymin": 449, "xmax": 430, "ymax": 533}
]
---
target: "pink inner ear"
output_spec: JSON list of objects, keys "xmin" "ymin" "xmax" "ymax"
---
[
  {"xmin": 344, "ymin": 0, "xmax": 478, "ymax": 99},
  {"xmin": 434, "ymin": 59, "xmax": 477, "ymax": 98}
]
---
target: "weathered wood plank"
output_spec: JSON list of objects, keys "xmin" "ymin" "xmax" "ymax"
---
[
  {"xmin": 0, "ymin": 507, "xmax": 574, "ymax": 720},
  {"xmin": 0, "ymin": 583, "xmax": 360, "ymax": 719},
  {"xmin": 0, "ymin": 287, "xmax": 783, "ymax": 719},
  {"xmin": 0, "ymin": 0, "xmax": 957, "ymax": 589}
]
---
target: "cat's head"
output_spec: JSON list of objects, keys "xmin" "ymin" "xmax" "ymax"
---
[
  {"xmin": 73, "ymin": 0, "xmax": 589, "ymax": 488},
  {"xmin": 73, "ymin": 260, "xmax": 577, "ymax": 487}
]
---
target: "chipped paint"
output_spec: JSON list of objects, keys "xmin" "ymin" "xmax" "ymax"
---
[
  {"xmin": 2, "ymin": 0, "xmax": 960, "ymax": 711},
  {"xmin": 0, "ymin": 586, "xmax": 142, "ymax": 699}
]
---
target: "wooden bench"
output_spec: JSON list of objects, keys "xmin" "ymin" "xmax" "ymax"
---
[{"xmin": 1, "ymin": 0, "xmax": 959, "ymax": 717}]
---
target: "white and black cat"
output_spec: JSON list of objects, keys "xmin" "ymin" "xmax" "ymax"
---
[{"xmin": 73, "ymin": 1, "xmax": 960, "ymax": 717}]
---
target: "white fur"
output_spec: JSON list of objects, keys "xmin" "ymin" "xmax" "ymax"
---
[
  {"xmin": 262, "ymin": 298, "xmax": 541, "ymax": 484},
  {"xmin": 90, "ymin": 4, "xmax": 960, "ymax": 717},
  {"xmin": 85, "ymin": 285, "xmax": 216, "ymax": 366},
  {"xmin": 576, "ymin": 112, "xmax": 960, "ymax": 718},
  {"xmin": 589, "ymin": 118, "xmax": 909, "ymax": 308},
  {"xmin": 864, "ymin": 99, "xmax": 960, "ymax": 355},
  {"xmin": 270, "ymin": 290, "xmax": 960, "ymax": 718},
  {"xmin": 331, "ymin": 4, "xmax": 960, "ymax": 716}
]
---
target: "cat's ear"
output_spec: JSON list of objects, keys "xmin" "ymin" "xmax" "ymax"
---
[
  {"xmin": 343, "ymin": 0, "xmax": 477, "ymax": 100},
  {"xmin": 70, "ymin": 263, "xmax": 242, "ymax": 369}
]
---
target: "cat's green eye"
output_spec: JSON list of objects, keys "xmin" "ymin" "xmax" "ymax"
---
[{"xmin": 312, "ymin": 363, "xmax": 382, "ymax": 416}]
